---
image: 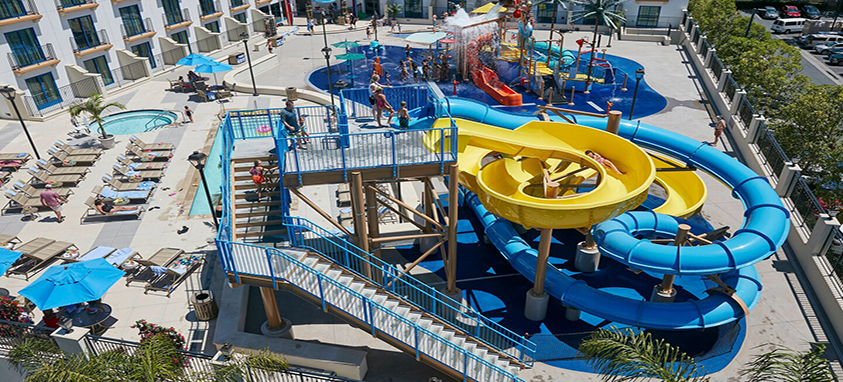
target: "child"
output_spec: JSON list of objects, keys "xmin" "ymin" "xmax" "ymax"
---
[
  {"xmin": 397, "ymin": 23, "xmax": 402, "ymax": 33},
  {"xmin": 405, "ymin": 44, "xmax": 411, "ymax": 58},
  {"xmin": 297, "ymin": 116, "xmax": 312, "ymax": 145},
  {"xmin": 399, "ymin": 65, "xmax": 409, "ymax": 81},
  {"xmin": 383, "ymin": 69, "xmax": 391, "ymax": 85},
  {"xmin": 184, "ymin": 106, "xmax": 194, "ymax": 123},
  {"xmin": 366, "ymin": 27, "xmax": 372, "ymax": 39},
  {"xmin": 398, "ymin": 101, "xmax": 410, "ymax": 131},
  {"xmin": 266, "ymin": 39, "xmax": 274, "ymax": 53}
]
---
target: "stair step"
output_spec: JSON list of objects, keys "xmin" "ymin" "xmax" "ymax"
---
[
  {"xmin": 349, "ymin": 281, "xmax": 365, "ymax": 292},
  {"xmin": 372, "ymin": 293, "xmax": 388, "ymax": 305},
  {"xmin": 235, "ymin": 220, "xmax": 283, "ymax": 228},
  {"xmin": 235, "ymin": 200, "xmax": 277, "ymax": 208},
  {"xmin": 303, "ymin": 256, "xmax": 320, "ymax": 267},
  {"xmin": 418, "ymin": 317, "xmax": 433, "ymax": 329},
  {"xmin": 234, "ymin": 210, "xmax": 283, "ymax": 218},
  {"xmin": 338, "ymin": 275, "xmax": 354, "ymax": 286},
  {"xmin": 406, "ymin": 311, "xmax": 422, "ymax": 322},
  {"xmin": 234, "ymin": 182, "xmax": 279, "ymax": 190},
  {"xmin": 395, "ymin": 305, "xmax": 410, "ymax": 317},
  {"xmin": 464, "ymin": 340, "xmax": 477, "ymax": 354},
  {"xmin": 314, "ymin": 262, "xmax": 330, "ymax": 273},
  {"xmin": 235, "ymin": 229, "xmax": 287, "ymax": 238},
  {"xmin": 361, "ymin": 287, "xmax": 377, "ymax": 298},
  {"xmin": 235, "ymin": 191, "xmax": 280, "ymax": 199},
  {"xmin": 326, "ymin": 269, "xmax": 342, "ymax": 280}
]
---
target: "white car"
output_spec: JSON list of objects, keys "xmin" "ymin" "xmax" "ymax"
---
[{"xmin": 815, "ymin": 42, "xmax": 843, "ymax": 55}]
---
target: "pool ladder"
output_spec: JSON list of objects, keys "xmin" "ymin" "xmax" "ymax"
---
[{"xmin": 144, "ymin": 111, "xmax": 175, "ymax": 131}]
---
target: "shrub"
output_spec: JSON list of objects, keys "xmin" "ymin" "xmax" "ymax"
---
[{"xmin": 132, "ymin": 319, "xmax": 186, "ymax": 350}]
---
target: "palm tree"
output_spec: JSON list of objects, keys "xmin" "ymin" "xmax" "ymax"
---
[
  {"xmin": 741, "ymin": 344, "xmax": 835, "ymax": 382},
  {"xmin": 570, "ymin": 0, "xmax": 626, "ymax": 86},
  {"xmin": 212, "ymin": 348, "xmax": 290, "ymax": 382},
  {"xmin": 68, "ymin": 93, "xmax": 125, "ymax": 140},
  {"xmin": 533, "ymin": 0, "xmax": 569, "ymax": 39},
  {"xmin": 386, "ymin": 3, "xmax": 402, "ymax": 21},
  {"xmin": 578, "ymin": 328, "xmax": 710, "ymax": 382}
]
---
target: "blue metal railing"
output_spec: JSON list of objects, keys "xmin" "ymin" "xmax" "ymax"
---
[
  {"xmin": 341, "ymin": 85, "xmax": 430, "ymax": 119},
  {"xmin": 216, "ymin": 239, "xmax": 528, "ymax": 382}
]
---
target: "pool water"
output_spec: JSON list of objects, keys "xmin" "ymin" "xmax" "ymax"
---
[
  {"xmin": 93, "ymin": 110, "xmax": 179, "ymax": 136},
  {"xmin": 189, "ymin": 129, "xmax": 223, "ymax": 216}
]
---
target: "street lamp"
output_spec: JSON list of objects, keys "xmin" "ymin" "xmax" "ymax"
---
[
  {"xmin": 744, "ymin": 11, "xmax": 756, "ymax": 37},
  {"xmin": 628, "ymin": 68, "xmax": 645, "ymax": 120},
  {"xmin": 321, "ymin": 10, "xmax": 336, "ymax": 108},
  {"xmin": 240, "ymin": 32, "xmax": 258, "ymax": 96},
  {"xmin": 0, "ymin": 86, "xmax": 40, "ymax": 160},
  {"xmin": 188, "ymin": 151, "xmax": 219, "ymax": 229}
]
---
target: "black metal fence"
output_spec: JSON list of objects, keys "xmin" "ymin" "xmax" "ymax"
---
[
  {"xmin": 70, "ymin": 29, "xmax": 110, "ymax": 54},
  {"xmin": 198, "ymin": 0, "xmax": 222, "ymax": 17},
  {"xmin": 0, "ymin": 319, "xmax": 56, "ymax": 353},
  {"xmin": 711, "ymin": 55, "xmax": 725, "ymax": 83},
  {"xmin": 23, "ymin": 76, "xmax": 99, "ymax": 117},
  {"xmin": 755, "ymin": 126, "xmax": 787, "ymax": 181},
  {"xmin": 723, "ymin": 76, "xmax": 738, "ymax": 104},
  {"xmin": 737, "ymin": 97, "xmax": 755, "ymax": 128},
  {"xmin": 699, "ymin": 40, "xmax": 710, "ymax": 59},
  {"xmin": 121, "ymin": 17, "xmax": 153, "ymax": 39},
  {"xmin": 54, "ymin": 0, "xmax": 94, "ymax": 10},
  {"xmin": 102, "ymin": 61, "xmax": 149, "ymax": 89},
  {"xmin": 7, "ymin": 43, "xmax": 57, "ymax": 71}
]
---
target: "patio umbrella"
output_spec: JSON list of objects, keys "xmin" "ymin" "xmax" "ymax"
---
[
  {"xmin": 176, "ymin": 53, "xmax": 214, "ymax": 66},
  {"xmin": 405, "ymin": 32, "xmax": 448, "ymax": 45},
  {"xmin": 18, "ymin": 258, "xmax": 124, "ymax": 310},
  {"xmin": 0, "ymin": 247, "xmax": 22, "ymax": 276},
  {"xmin": 335, "ymin": 53, "xmax": 365, "ymax": 87},
  {"xmin": 332, "ymin": 41, "xmax": 361, "ymax": 50},
  {"xmin": 193, "ymin": 61, "xmax": 234, "ymax": 85}
]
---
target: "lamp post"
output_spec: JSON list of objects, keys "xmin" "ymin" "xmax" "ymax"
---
[
  {"xmin": 628, "ymin": 68, "xmax": 644, "ymax": 120},
  {"xmin": 240, "ymin": 32, "xmax": 259, "ymax": 96},
  {"xmin": 744, "ymin": 11, "xmax": 755, "ymax": 37},
  {"xmin": 188, "ymin": 151, "xmax": 219, "ymax": 229},
  {"xmin": 0, "ymin": 86, "xmax": 40, "ymax": 160},
  {"xmin": 321, "ymin": 10, "xmax": 336, "ymax": 108}
]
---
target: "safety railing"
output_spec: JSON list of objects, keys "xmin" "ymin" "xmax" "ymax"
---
[
  {"xmin": 0, "ymin": 0, "xmax": 38, "ymax": 20},
  {"xmin": 736, "ymin": 96, "xmax": 755, "ymax": 128},
  {"xmin": 699, "ymin": 39, "xmax": 710, "ymax": 59},
  {"xmin": 70, "ymin": 29, "xmax": 109, "ymax": 53},
  {"xmin": 791, "ymin": 178, "xmax": 824, "ymax": 229},
  {"xmin": 710, "ymin": 54, "xmax": 725, "ymax": 83},
  {"xmin": 7, "ymin": 43, "xmax": 57, "ymax": 71},
  {"xmin": 121, "ymin": 17, "xmax": 153, "ymax": 39},
  {"xmin": 0, "ymin": 318, "xmax": 56, "ymax": 352},
  {"xmin": 341, "ymin": 85, "xmax": 430, "ymax": 119},
  {"xmin": 22, "ymin": 76, "xmax": 99, "ymax": 117},
  {"xmin": 102, "ymin": 61, "xmax": 148, "ymax": 89},
  {"xmin": 755, "ymin": 125, "xmax": 787, "ymax": 181},
  {"xmin": 54, "ymin": 0, "xmax": 94, "ymax": 10},
  {"xmin": 163, "ymin": 8, "xmax": 190, "ymax": 26},
  {"xmin": 691, "ymin": 27, "xmax": 701, "ymax": 46},
  {"xmin": 723, "ymin": 76, "xmax": 738, "ymax": 104},
  {"xmin": 198, "ymin": 0, "xmax": 221, "ymax": 17},
  {"xmin": 283, "ymin": 216, "xmax": 536, "ymax": 365},
  {"xmin": 822, "ymin": 231, "xmax": 843, "ymax": 288},
  {"xmin": 216, "ymin": 239, "xmax": 527, "ymax": 382}
]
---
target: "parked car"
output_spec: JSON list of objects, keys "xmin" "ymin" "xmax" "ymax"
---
[
  {"xmin": 780, "ymin": 5, "xmax": 801, "ymax": 18},
  {"xmin": 756, "ymin": 6, "xmax": 779, "ymax": 19},
  {"xmin": 815, "ymin": 41, "xmax": 843, "ymax": 55},
  {"xmin": 802, "ymin": 34, "xmax": 843, "ymax": 48},
  {"xmin": 828, "ymin": 52, "xmax": 843, "ymax": 64},
  {"xmin": 802, "ymin": 5, "xmax": 822, "ymax": 19},
  {"xmin": 772, "ymin": 18, "xmax": 807, "ymax": 34}
]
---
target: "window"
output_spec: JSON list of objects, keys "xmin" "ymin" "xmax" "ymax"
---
[
  {"xmin": 535, "ymin": 3, "xmax": 557, "ymax": 23},
  {"xmin": 59, "ymin": 0, "xmax": 89, "ymax": 7},
  {"xmin": 5, "ymin": 28, "xmax": 44, "ymax": 68},
  {"xmin": 269, "ymin": 3, "xmax": 282, "ymax": 21},
  {"xmin": 233, "ymin": 12, "xmax": 247, "ymax": 23},
  {"xmin": 131, "ymin": 41, "xmax": 155, "ymax": 68},
  {"xmin": 69, "ymin": 15, "xmax": 100, "ymax": 50},
  {"xmin": 162, "ymin": 0, "xmax": 184, "ymax": 25},
  {"xmin": 635, "ymin": 6, "xmax": 661, "ymax": 27},
  {"xmin": 0, "ymin": 0, "xmax": 27, "ymax": 20},
  {"xmin": 171, "ymin": 30, "xmax": 190, "ymax": 52},
  {"xmin": 231, "ymin": 0, "xmax": 244, "ymax": 8},
  {"xmin": 25, "ymin": 73, "xmax": 61, "ymax": 109},
  {"xmin": 120, "ymin": 5, "xmax": 146, "ymax": 37},
  {"xmin": 199, "ymin": 0, "xmax": 216, "ymax": 15},
  {"xmin": 405, "ymin": 0, "xmax": 422, "ymax": 18},
  {"xmin": 83, "ymin": 55, "xmax": 113, "ymax": 85},
  {"xmin": 204, "ymin": 21, "xmax": 220, "ymax": 33}
]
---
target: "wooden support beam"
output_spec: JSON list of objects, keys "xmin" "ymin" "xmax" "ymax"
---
[
  {"xmin": 369, "ymin": 185, "xmax": 445, "ymax": 231},
  {"xmin": 606, "ymin": 110, "xmax": 622, "ymax": 135},
  {"xmin": 373, "ymin": 195, "xmax": 430, "ymax": 232},
  {"xmin": 259, "ymin": 287, "xmax": 283, "ymax": 330},
  {"xmin": 659, "ymin": 224, "xmax": 691, "ymax": 293},
  {"xmin": 350, "ymin": 172, "xmax": 371, "ymax": 278},
  {"xmin": 446, "ymin": 164, "xmax": 460, "ymax": 294},
  {"xmin": 532, "ymin": 182, "xmax": 559, "ymax": 295},
  {"xmin": 289, "ymin": 188, "xmax": 354, "ymax": 240},
  {"xmin": 366, "ymin": 185, "xmax": 381, "ymax": 258},
  {"xmin": 370, "ymin": 233, "xmax": 445, "ymax": 243}
]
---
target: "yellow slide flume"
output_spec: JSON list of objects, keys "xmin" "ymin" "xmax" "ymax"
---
[{"xmin": 650, "ymin": 154, "xmax": 707, "ymax": 219}]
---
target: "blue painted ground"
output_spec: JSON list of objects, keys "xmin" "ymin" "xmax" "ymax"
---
[
  {"xmin": 385, "ymin": 197, "xmax": 745, "ymax": 374},
  {"xmin": 308, "ymin": 44, "xmax": 667, "ymax": 118}
]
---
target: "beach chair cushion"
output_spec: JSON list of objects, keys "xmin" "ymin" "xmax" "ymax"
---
[
  {"xmin": 99, "ymin": 187, "xmax": 149, "ymax": 200},
  {"xmin": 76, "ymin": 246, "xmax": 116, "ymax": 262},
  {"xmin": 105, "ymin": 247, "xmax": 137, "ymax": 267}
]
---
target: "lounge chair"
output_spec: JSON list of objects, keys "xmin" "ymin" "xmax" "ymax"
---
[
  {"xmin": 0, "ymin": 153, "xmax": 31, "ymax": 163},
  {"xmin": 28, "ymin": 167, "xmax": 84, "ymax": 187},
  {"xmin": 126, "ymin": 145, "xmax": 172, "ymax": 161},
  {"xmin": 3, "ymin": 190, "xmax": 47, "ymax": 212},
  {"xmin": 80, "ymin": 196, "xmax": 144, "ymax": 223},
  {"xmin": 125, "ymin": 247, "xmax": 185, "ymax": 285},
  {"xmin": 70, "ymin": 246, "xmax": 140, "ymax": 268},
  {"xmin": 12, "ymin": 182, "xmax": 74, "ymax": 198},
  {"xmin": 92, "ymin": 185, "xmax": 151, "ymax": 204},
  {"xmin": 0, "ymin": 234, "xmax": 20, "ymax": 248},
  {"xmin": 196, "ymin": 89, "xmax": 215, "ymax": 102},
  {"xmin": 101, "ymin": 174, "xmax": 156, "ymax": 192},
  {"xmin": 47, "ymin": 147, "xmax": 98, "ymax": 166},
  {"xmin": 35, "ymin": 159, "xmax": 91, "ymax": 176},
  {"xmin": 0, "ymin": 159, "xmax": 25, "ymax": 171},
  {"xmin": 129, "ymin": 136, "xmax": 175, "ymax": 151},
  {"xmin": 144, "ymin": 253, "xmax": 203, "ymax": 297},
  {"xmin": 54, "ymin": 141, "xmax": 102, "ymax": 157},
  {"xmin": 116, "ymin": 154, "xmax": 167, "ymax": 170},
  {"xmin": 113, "ymin": 165, "xmax": 164, "ymax": 181},
  {"xmin": 7, "ymin": 238, "xmax": 77, "ymax": 280}
]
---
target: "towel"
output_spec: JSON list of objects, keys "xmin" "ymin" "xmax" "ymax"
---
[
  {"xmin": 100, "ymin": 187, "xmax": 148, "ymax": 200},
  {"xmin": 76, "ymin": 246, "xmax": 115, "ymax": 262},
  {"xmin": 105, "ymin": 247, "xmax": 134, "ymax": 266},
  {"xmin": 136, "ymin": 182, "xmax": 154, "ymax": 191},
  {"xmin": 150, "ymin": 266, "xmax": 168, "ymax": 276},
  {"xmin": 15, "ymin": 153, "xmax": 27, "ymax": 158}
]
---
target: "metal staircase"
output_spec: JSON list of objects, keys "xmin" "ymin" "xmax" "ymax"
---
[{"xmin": 229, "ymin": 156, "xmax": 286, "ymax": 242}]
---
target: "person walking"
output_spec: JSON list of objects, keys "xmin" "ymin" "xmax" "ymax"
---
[
  {"xmin": 374, "ymin": 88, "xmax": 395, "ymax": 128},
  {"xmin": 711, "ymin": 116, "xmax": 726, "ymax": 147},
  {"xmin": 266, "ymin": 39, "xmax": 274, "ymax": 53},
  {"xmin": 39, "ymin": 183, "xmax": 66, "ymax": 223},
  {"xmin": 281, "ymin": 100, "xmax": 306, "ymax": 150},
  {"xmin": 307, "ymin": 18, "xmax": 314, "ymax": 35},
  {"xmin": 184, "ymin": 106, "xmax": 194, "ymax": 123},
  {"xmin": 369, "ymin": 74, "xmax": 384, "ymax": 115}
]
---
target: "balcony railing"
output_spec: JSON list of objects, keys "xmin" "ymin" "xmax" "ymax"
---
[
  {"xmin": 70, "ymin": 28, "xmax": 109, "ymax": 53},
  {"xmin": 230, "ymin": 0, "xmax": 247, "ymax": 8},
  {"xmin": 7, "ymin": 43, "xmax": 57, "ymax": 71},
  {"xmin": 198, "ymin": 0, "xmax": 221, "ymax": 17},
  {"xmin": 163, "ymin": 8, "xmax": 190, "ymax": 26},
  {"xmin": 54, "ymin": 0, "xmax": 96, "ymax": 10},
  {"xmin": 121, "ymin": 17, "xmax": 153, "ymax": 39},
  {"xmin": 0, "ymin": 0, "xmax": 39, "ymax": 20}
]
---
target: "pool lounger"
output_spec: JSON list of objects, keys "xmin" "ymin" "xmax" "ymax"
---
[
  {"xmin": 92, "ymin": 185, "xmax": 151, "ymax": 203},
  {"xmin": 116, "ymin": 154, "xmax": 167, "ymax": 170},
  {"xmin": 54, "ymin": 141, "xmax": 103, "ymax": 157},
  {"xmin": 7, "ymin": 238, "xmax": 78, "ymax": 280},
  {"xmin": 144, "ymin": 252, "xmax": 201, "ymax": 297},
  {"xmin": 28, "ymin": 167, "xmax": 85, "ymax": 187},
  {"xmin": 13, "ymin": 182, "xmax": 74, "ymax": 198},
  {"xmin": 80, "ymin": 196, "xmax": 145, "ymax": 223},
  {"xmin": 102, "ymin": 174, "xmax": 156, "ymax": 192},
  {"xmin": 0, "ymin": 153, "xmax": 31, "ymax": 163},
  {"xmin": 129, "ymin": 136, "xmax": 175, "ymax": 151},
  {"xmin": 113, "ymin": 165, "xmax": 164, "ymax": 181},
  {"xmin": 125, "ymin": 248, "xmax": 185, "ymax": 287},
  {"xmin": 70, "ymin": 246, "xmax": 140, "ymax": 268},
  {"xmin": 36, "ymin": 159, "xmax": 91, "ymax": 176},
  {"xmin": 0, "ymin": 234, "xmax": 21, "ymax": 248},
  {"xmin": 3, "ymin": 190, "xmax": 47, "ymax": 212},
  {"xmin": 47, "ymin": 148, "xmax": 98, "ymax": 165},
  {"xmin": 126, "ymin": 145, "xmax": 172, "ymax": 161}
]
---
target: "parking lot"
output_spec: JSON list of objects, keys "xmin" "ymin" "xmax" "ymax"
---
[{"xmin": 740, "ymin": 9, "xmax": 843, "ymax": 85}]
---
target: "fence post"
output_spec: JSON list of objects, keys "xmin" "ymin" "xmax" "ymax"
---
[
  {"xmin": 746, "ymin": 115, "xmax": 764, "ymax": 143},
  {"xmin": 685, "ymin": 16, "xmax": 694, "ymax": 34},
  {"xmin": 51, "ymin": 328, "xmax": 93, "ymax": 356},
  {"xmin": 704, "ymin": 48, "xmax": 716, "ymax": 68},
  {"xmin": 775, "ymin": 162, "xmax": 801, "ymax": 198},
  {"xmin": 696, "ymin": 35, "xmax": 707, "ymax": 55},
  {"xmin": 728, "ymin": 89, "xmax": 746, "ymax": 119},
  {"xmin": 717, "ymin": 70, "xmax": 732, "ymax": 92},
  {"xmin": 807, "ymin": 214, "xmax": 841, "ymax": 256}
]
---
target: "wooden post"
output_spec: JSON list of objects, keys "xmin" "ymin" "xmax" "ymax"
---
[
  {"xmin": 350, "ymin": 172, "xmax": 369, "ymax": 252},
  {"xmin": 569, "ymin": 86, "xmax": 575, "ymax": 106},
  {"xmin": 606, "ymin": 110, "xmax": 622, "ymax": 135},
  {"xmin": 532, "ymin": 182, "xmax": 559, "ymax": 295},
  {"xmin": 366, "ymin": 184, "xmax": 381, "ymax": 258},
  {"xmin": 659, "ymin": 224, "xmax": 690, "ymax": 293},
  {"xmin": 446, "ymin": 164, "xmax": 460, "ymax": 294},
  {"xmin": 259, "ymin": 287, "xmax": 283, "ymax": 330},
  {"xmin": 423, "ymin": 181, "xmax": 435, "ymax": 233}
]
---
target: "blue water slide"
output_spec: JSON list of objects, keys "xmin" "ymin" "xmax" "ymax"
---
[
  {"xmin": 532, "ymin": 41, "xmax": 576, "ymax": 67},
  {"xmin": 394, "ymin": 102, "xmax": 437, "ymax": 130}
]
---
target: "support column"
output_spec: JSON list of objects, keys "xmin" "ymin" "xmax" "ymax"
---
[
  {"xmin": 51, "ymin": 327, "xmax": 92, "ymax": 355},
  {"xmin": 746, "ymin": 115, "xmax": 765, "ymax": 143},
  {"xmin": 526, "ymin": 182, "xmax": 559, "ymax": 321},
  {"xmin": 775, "ymin": 162, "xmax": 801, "ymax": 198},
  {"xmin": 729, "ymin": 90, "xmax": 746, "ymax": 119},
  {"xmin": 366, "ymin": 184, "xmax": 381, "ymax": 258},
  {"xmin": 445, "ymin": 164, "xmax": 460, "ymax": 296},
  {"xmin": 259, "ymin": 287, "xmax": 294, "ymax": 338},
  {"xmin": 650, "ymin": 224, "xmax": 690, "ymax": 303},
  {"xmin": 350, "ymin": 172, "xmax": 369, "ymax": 252},
  {"xmin": 696, "ymin": 35, "xmax": 707, "ymax": 55},
  {"xmin": 703, "ymin": 48, "xmax": 716, "ymax": 68},
  {"xmin": 717, "ymin": 70, "xmax": 732, "ymax": 92},
  {"xmin": 606, "ymin": 110, "xmax": 621, "ymax": 134},
  {"xmin": 808, "ymin": 214, "xmax": 841, "ymax": 256}
]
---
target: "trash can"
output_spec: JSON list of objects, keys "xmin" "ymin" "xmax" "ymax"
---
[
  {"xmin": 286, "ymin": 87, "xmax": 298, "ymax": 101},
  {"xmin": 191, "ymin": 290, "xmax": 219, "ymax": 321}
]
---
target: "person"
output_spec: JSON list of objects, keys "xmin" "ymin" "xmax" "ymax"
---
[
  {"xmin": 369, "ymin": 74, "xmax": 383, "ymax": 115},
  {"xmin": 280, "ymin": 100, "xmax": 306, "ymax": 150},
  {"xmin": 177, "ymin": 76, "xmax": 190, "ymax": 92},
  {"xmin": 374, "ymin": 88, "xmax": 394, "ymax": 128},
  {"xmin": 93, "ymin": 198, "xmax": 140, "ymax": 215},
  {"xmin": 383, "ymin": 69, "xmax": 391, "ymax": 85},
  {"xmin": 266, "ymin": 39, "xmax": 274, "ymax": 53},
  {"xmin": 391, "ymin": 22, "xmax": 395, "ymax": 32},
  {"xmin": 297, "ymin": 116, "xmax": 312, "ymax": 144},
  {"xmin": 404, "ymin": 44, "xmax": 411, "ymax": 58},
  {"xmin": 39, "ymin": 183, "xmax": 66, "ymax": 223},
  {"xmin": 712, "ymin": 116, "xmax": 726, "ymax": 147},
  {"xmin": 432, "ymin": 14, "xmax": 437, "ymax": 31},
  {"xmin": 397, "ymin": 22, "xmax": 402, "ymax": 33},
  {"xmin": 399, "ymin": 64, "xmax": 409, "ymax": 81},
  {"xmin": 184, "ymin": 106, "xmax": 194, "ymax": 123},
  {"xmin": 42, "ymin": 309, "xmax": 59, "ymax": 329},
  {"xmin": 307, "ymin": 18, "xmax": 314, "ymax": 35},
  {"xmin": 250, "ymin": 160, "xmax": 277, "ymax": 200},
  {"xmin": 366, "ymin": 26, "xmax": 371, "ymax": 39},
  {"xmin": 585, "ymin": 150, "xmax": 625, "ymax": 175},
  {"xmin": 398, "ymin": 101, "xmax": 410, "ymax": 131}
]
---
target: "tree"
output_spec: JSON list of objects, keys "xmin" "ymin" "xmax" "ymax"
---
[
  {"xmin": 570, "ymin": 0, "xmax": 626, "ymax": 86},
  {"xmin": 386, "ymin": 3, "xmax": 402, "ymax": 20},
  {"xmin": 533, "ymin": 0, "xmax": 569, "ymax": 39},
  {"xmin": 578, "ymin": 328, "xmax": 710, "ymax": 382},
  {"xmin": 741, "ymin": 344, "xmax": 836, "ymax": 382},
  {"xmin": 69, "ymin": 94, "xmax": 125, "ymax": 140}
]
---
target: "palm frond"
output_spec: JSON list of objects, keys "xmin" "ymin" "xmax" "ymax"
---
[
  {"xmin": 741, "ymin": 344, "xmax": 835, "ymax": 382},
  {"xmin": 7, "ymin": 338, "xmax": 63, "ymax": 376},
  {"xmin": 578, "ymin": 328, "xmax": 710, "ymax": 382}
]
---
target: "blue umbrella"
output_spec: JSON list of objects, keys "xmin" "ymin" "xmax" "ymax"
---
[
  {"xmin": 176, "ymin": 53, "xmax": 214, "ymax": 66},
  {"xmin": 194, "ymin": 61, "xmax": 234, "ymax": 86},
  {"xmin": 0, "ymin": 247, "xmax": 23, "ymax": 276},
  {"xmin": 19, "ymin": 258, "xmax": 125, "ymax": 310}
]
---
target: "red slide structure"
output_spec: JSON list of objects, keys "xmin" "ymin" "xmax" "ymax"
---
[{"xmin": 467, "ymin": 34, "xmax": 522, "ymax": 107}]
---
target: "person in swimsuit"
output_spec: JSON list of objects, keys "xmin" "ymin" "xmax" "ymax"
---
[
  {"xmin": 711, "ymin": 116, "xmax": 726, "ymax": 147},
  {"xmin": 585, "ymin": 150, "xmax": 625, "ymax": 175},
  {"xmin": 94, "ymin": 198, "xmax": 139, "ymax": 215},
  {"xmin": 250, "ymin": 160, "xmax": 278, "ymax": 200},
  {"xmin": 374, "ymin": 88, "xmax": 395, "ymax": 128},
  {"xmin": 398, "ymin": 101, "xmax": 410, "ymax": 130}
]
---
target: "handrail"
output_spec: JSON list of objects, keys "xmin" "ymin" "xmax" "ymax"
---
[
  {"xmin": 216, "ymin": 240, "xmax": 525, "ymax": 382},
  {"xmin": 282, "ymin": 216, "xmax": 537, "ymax": 365},
  {"xmin": 145, "ymin": 110, "xmax": 174, "ymax": 130}
]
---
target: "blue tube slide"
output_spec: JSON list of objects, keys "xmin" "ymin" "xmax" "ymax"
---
[
  {"xmin": 467, "ymin": 192, "xmax": 763, "ymax": 330},
  {"xmin": 532, "ymin": 41, "xmax": 576, "ymax": 66}
]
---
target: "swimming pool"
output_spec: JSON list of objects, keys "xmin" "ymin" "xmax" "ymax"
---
[{"xmin": 92, "ymin": 110, "xmax": 179, "ymax": 136}]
